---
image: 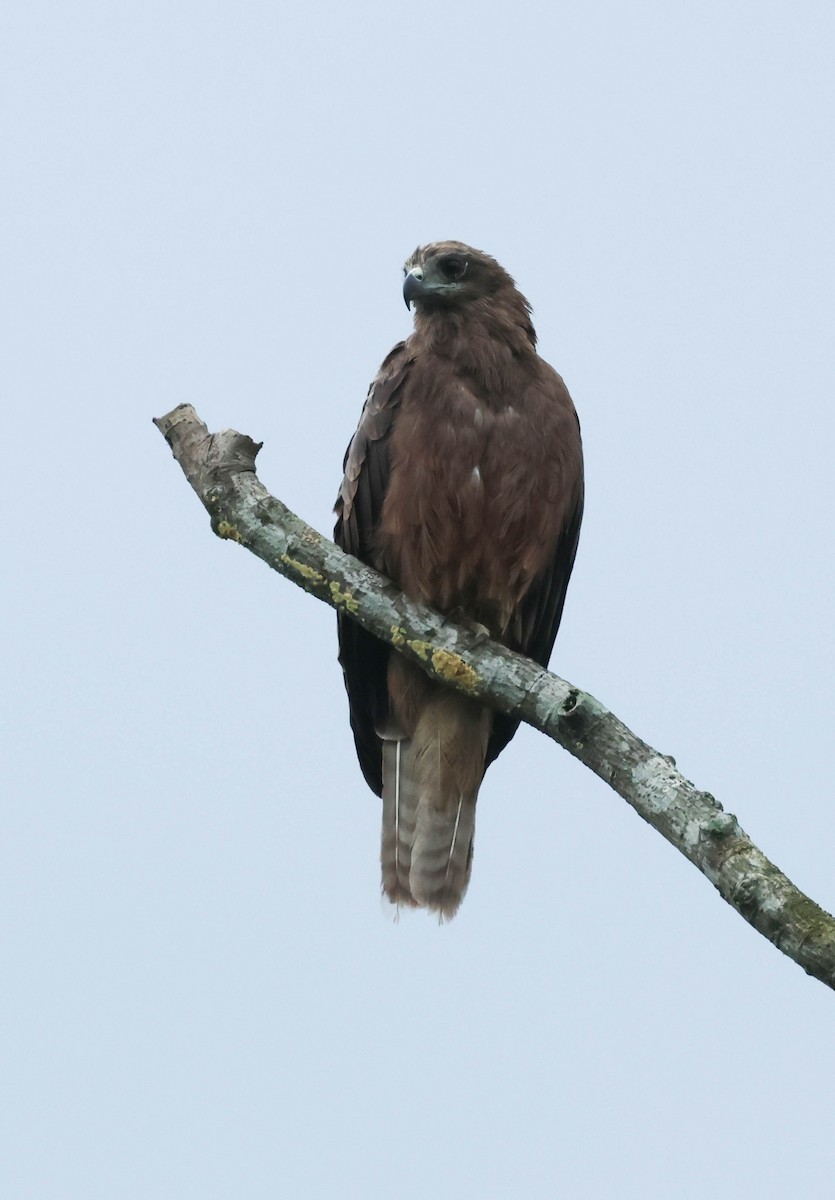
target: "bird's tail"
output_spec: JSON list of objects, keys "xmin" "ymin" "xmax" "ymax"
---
[{"xmin": 380, "ymin": 688, "xmax": 489, "ymax": 920}]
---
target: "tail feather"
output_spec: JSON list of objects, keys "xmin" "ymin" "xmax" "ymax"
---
[
  {"xmin": 381, "ymin": 736, "xmax": 419, "ymax": 908},
  {"xmin": 410, "ymin": 787, "xmax": 477, "ymax": 918},
  {"xmin": 379, "ymin": 685, "xmax": 489, "ymax": 920}
]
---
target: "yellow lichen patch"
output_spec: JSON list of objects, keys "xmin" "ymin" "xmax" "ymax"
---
[
  {"xmin": 281, "ymin": 554, "xmax": 324, "ymax": 586},
  {"xmin": 390, "ymin": 626, "xmax": 407, "ymax": 647},
  {"xmin": 217, "ymin": 521, "xmax": 242, "ymax": 543},
  {"xmin": 430, "ymin": 649, "xmax": 480, "ymax": 691},
  {"xmin": 329, "ymin": 581, "xmax": 359, "ymax": 614},
  {"xmin": 405, "ymin": 639, "xmax": 432, "ymax": 662}
]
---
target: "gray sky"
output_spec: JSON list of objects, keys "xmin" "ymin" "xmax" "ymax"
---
[{"xmin": 3, "ymin": 2, "xmax": 834, "ymax": 1196}]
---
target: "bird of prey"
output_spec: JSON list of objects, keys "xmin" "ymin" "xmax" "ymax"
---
[{"xmin": 335, "ymin": 242, "xmax": 583, "ymax": 919}]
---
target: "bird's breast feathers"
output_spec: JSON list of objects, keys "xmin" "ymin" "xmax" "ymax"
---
[{"xmin": 374, "ymin": 370, "xmax": 573, "ymax": 631}]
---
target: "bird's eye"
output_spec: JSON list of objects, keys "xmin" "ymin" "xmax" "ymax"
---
[{"xmin": 439, "ymin": 255, "xmax": 467, "ymax": 282}]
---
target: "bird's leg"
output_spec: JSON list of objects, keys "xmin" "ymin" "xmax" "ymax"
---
[{"xmin": 440, "ymin": 606, "xmax": 491, "ymax": 645}]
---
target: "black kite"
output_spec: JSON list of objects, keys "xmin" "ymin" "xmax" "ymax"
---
[{"xmin": 335, "ymin": 242, "xmax": 584, "ymax": 918}]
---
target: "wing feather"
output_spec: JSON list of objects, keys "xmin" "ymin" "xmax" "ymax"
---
[{"xmin": 334, "ymin": 343, "xmax": 414, "ymax": 795}]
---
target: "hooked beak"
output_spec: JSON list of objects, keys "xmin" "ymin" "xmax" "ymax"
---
[{"xmin": 403, "ymin": 267, "xmax": 425, "ymax": 309}]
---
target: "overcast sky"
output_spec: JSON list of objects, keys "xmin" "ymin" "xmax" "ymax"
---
[{"xmin": 3, "ymin": 2, "xmax": 834, "ymax": 1196}]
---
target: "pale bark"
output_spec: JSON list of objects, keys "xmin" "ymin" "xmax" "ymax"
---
[{"xmin": 154, "ymin": 403, "xmax": 835, "ymax": 991}]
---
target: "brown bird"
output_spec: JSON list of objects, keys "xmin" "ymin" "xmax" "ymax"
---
[{"xmin": 335, "ymin": 242, "xmax": 583, "ymax": 919}]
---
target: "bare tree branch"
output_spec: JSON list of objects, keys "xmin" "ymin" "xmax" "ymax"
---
[{"xmin": 154, "ymin": 402, "xmax": 835, "ymax": 991}]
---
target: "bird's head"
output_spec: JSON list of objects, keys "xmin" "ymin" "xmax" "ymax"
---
[{"xmin": 402, "ymin": 242, "xmax": 519, "ymax": 313}]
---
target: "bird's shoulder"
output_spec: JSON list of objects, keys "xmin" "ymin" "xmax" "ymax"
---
[{"xmin": 335, "ymin": 340, "xmax": 414, "ymax": 535}]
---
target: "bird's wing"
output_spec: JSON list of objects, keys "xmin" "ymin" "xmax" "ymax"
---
[{"xmin": 334, "ymin": 342, "xmax": 414, "ymax": 796}]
